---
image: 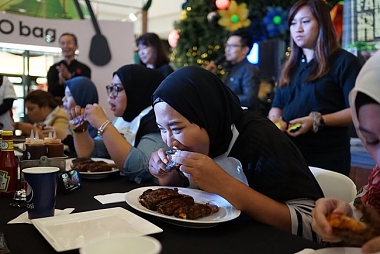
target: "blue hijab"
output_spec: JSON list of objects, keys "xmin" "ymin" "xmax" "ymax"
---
[{"xmin": 64, "ymin": 76, "xmax": 99, "ymax": 138}]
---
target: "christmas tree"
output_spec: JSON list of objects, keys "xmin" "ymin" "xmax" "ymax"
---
[{"xmin": 171, "ymin": 0, "xmax": 341, "ymax": 72}]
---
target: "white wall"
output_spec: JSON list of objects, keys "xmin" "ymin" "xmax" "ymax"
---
[{"xmin": 0, "ymin": 12, "xmax": 135, "ymax": 120}]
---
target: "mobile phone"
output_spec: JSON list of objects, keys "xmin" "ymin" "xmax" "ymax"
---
[
  {"xmin": 58, "ymin": 169, "xmax": 82, "ymax": 194},
  {"xmin": 288, "ymin": 122, "xmax": 302, "ymax": 132}
]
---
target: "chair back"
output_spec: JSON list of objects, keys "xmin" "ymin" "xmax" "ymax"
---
[{"xmin": 309, "ymin": 166, "xmax": 357, "ymax": 203}]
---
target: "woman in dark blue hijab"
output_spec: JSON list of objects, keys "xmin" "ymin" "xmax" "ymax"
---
[{"xmin": 63, "ymin": 76, "xmax": 98, "ymax": 138}]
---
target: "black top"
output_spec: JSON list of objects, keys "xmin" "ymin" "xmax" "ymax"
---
[
  {"xmin": 225, "ymin": 58, "xmax": 261, "ymax": 110},
  {"xmin": 47, "ymin": 59, "xmax": 91, "ymax": 99},
  {"xmin": 156, "ymin": 63, "xmax": 174, "ymax": 78},
  {"xmin": 154, "ymin": 66, "xmax": 323, "ymax": 201},
  {"xmin": 232, "ymin": 110, "xmax": 323, "ymax": 201},
  {"xmin": 272, "ymin": 49, "xmax": 362, "ymax": 174}
]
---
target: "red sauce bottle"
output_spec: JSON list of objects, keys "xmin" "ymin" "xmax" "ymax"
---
[{"xmin": 0, "ymin": 130, "xmax": 18, "ymax": 196}]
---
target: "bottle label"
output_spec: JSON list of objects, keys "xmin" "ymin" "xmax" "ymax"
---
[
  {"xmin": 0, "ymin": 170, "xmax": 10, "ymax": 192},
  {"xmin": 0, "ymin": 140, "xmax": 14, "ymax": 151}
]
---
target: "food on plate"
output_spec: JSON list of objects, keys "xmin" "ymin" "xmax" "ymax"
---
[
  {"xmin": 139, "ymin": 188, "xmax": 219, "ymax": 220},
  {"xmin": 69, "ymin": 115, "xmax": 89, "ymax": 132},
  {"xmin": 139, "ymin": 188, "xmax": 182, "ymax": 210},
  {"xmin": 327, "ymin": 205, "xmax": 380, "ymax": 246},
  {"xmin": 174, "ymin": 203, "xmax": 219, "ymax": 220},
  {"xmin": 165, "ymin": 149, "xmax": 180, "ymax": 171},
  {"xmin": 70, "ymin": 158, "xmax": 116, "ymax": 172}
]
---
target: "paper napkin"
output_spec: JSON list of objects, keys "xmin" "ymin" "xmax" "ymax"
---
[
  {"xmin": 8, "ymin": 208, "xmax": 75, "ymax": 224},
  {"xmin": 94, "ymin": 193, "xmax": 127, "ymax": 204}
]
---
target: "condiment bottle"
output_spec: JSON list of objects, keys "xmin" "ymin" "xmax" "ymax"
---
[
  {"xmin": 46, "ymin": 138, "xmax": 64, "ymax": 158},
  {"xmin": 22, "ymin": 137, "xmax": 31, "ymax": 160},
  {"xmin": 0, "ymin": 130, "xmax": 18, "ymax": 196},
  {"xmin": 26, "ymin": 131, "xmax": 46, "ymax": 160}
]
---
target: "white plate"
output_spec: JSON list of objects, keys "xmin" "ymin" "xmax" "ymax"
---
[
  {"xmin": 125, "ymin": 186, "xmax": 241, "ymax": 228},
  {"xmin": 31, "ymin": 207, "xmax": 163, "ymax": 252},
  {"xmin": 66, "ymin": 158, "xmax": 119, "ymax": 179},
  {"xmin": 79, "ymin": 235, "xmax": 161, "ymax": 254},
  {"xmin": 313, "ymin": 247, "xmax": 363, "ymax": 254}
]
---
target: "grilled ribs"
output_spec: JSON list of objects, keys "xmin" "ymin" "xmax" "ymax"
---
[
  {"xmin": 139, "ymin": 188, "xmax": 182, "ymax": 210},
  {"xmin": 139, "ymin": 188, "xmax": 219, "ymax": 220},
  {"xmin": 156, "ymin": 195, "xmax": 194, "ymax": 215},
  {"xmin": 71, "ymin": 158, "xmax": 116, "ymax": 172},
  {"xmin": 174, "ymin": 203, "xmax": 219, "ymax": 220}
]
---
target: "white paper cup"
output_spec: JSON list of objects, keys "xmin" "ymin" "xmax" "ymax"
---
[{"xmin": 79, "ymin": 235, "xmax": 162, "ymax": 254}]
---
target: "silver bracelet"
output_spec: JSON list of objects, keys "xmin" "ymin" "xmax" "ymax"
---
[{"xmin": 97, "ymin": 120, "xmax": 111, "ymax": 137}]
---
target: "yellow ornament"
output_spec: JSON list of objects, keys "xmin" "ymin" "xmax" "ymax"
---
[
  {"xmin": 179, "ymin": 10, "xmax": 187, "ymax": 20},
  {"xmin": 218, "ymin": 0, "xmax": 251, "ymax": 31}
]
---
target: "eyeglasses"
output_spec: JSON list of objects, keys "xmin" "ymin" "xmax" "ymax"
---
[
  {"xmin": 106, "ymin": 85, "xmax": 124, "ymax": 97},
  {"xmin": 225, "ymin": 43, "xmax": 243, "ymax": 49}
]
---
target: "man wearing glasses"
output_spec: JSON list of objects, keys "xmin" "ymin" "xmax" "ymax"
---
[{"xmin": 205, "ymin": 28, "xmax": 260, "ymax": 110}]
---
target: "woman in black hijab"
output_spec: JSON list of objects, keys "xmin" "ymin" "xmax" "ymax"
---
[
  {"xmin": 149, "ymin": 66, "xmax": 324, "ymax": 241},
  {"xmin": 69, "ymin": 65, "xmax": 168, "ymax": 183}
]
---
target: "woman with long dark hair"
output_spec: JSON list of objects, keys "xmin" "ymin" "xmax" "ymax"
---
[
  {"xmin": 136, "ymin": 32, "xmax": 174, "ymax": 77},
  {"xmin": 268, "ymin": 0, "xmax": 362, "ymax": 175}
]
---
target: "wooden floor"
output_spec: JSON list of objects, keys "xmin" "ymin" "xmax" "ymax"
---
[{"xmin": 349, "ymin": 166, "xmax": 372, "ymax": 190}]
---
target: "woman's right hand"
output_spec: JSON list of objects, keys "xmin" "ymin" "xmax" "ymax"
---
[
  {"xmin": 68, "ymin": 105, "xmax": 85, "ymax": 121},
  {"xmin": 149, "ymin": 149, "xmax": 182, "ymax": 186},
  {"xmin": 84, "ymin": 103, "xmax": 108, "ymax": 129},
  {"xmin": 149, "ymin": 148, "xmax": 172, "ymax": 177},
  {"xmin": 311, "ymin": 198, "xmax": 353, "ymax": 243}
]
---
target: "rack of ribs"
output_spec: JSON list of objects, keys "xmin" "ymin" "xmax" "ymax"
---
[{"xmin": 139, "ymin": 188, "xmax": 219, "ymax": 220}]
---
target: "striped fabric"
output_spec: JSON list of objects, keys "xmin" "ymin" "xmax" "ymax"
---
[{"xmin": 286, "ymin": 199, "xmax": 321, "ymax": 243}]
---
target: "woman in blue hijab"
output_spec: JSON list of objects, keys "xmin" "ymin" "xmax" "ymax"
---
[{"xmin": 63, "ymin": 76, "xmax": 99, "ymax": 138}]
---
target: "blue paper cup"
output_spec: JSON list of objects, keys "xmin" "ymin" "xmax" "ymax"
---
[{"xmin": 22, "ymin": 167, "xmax": 60, "ymax": 219}]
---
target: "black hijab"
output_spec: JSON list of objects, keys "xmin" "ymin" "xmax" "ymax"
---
[
  {"xmin": 152, "ymin": 66, "xmax": 243, "ymax": 158},
  {"xmin": 114, "ymin": 65, "xmax": 165, "ymax": 145},
  {"xmin": 113, "ymin": 65, "xmax": 165, "ymax": 122}
]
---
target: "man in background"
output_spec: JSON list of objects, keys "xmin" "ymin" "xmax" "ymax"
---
[
  {"xmin": 205, "ymin": 28, "xmax": 260, "ymax": 110},
  {"xmin": 47, "ymin": 33, "xmax": 91, "ymax": 103}
]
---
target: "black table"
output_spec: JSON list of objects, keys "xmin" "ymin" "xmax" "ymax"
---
[{"xmin": 0, "ymin": 174, "xmax": 323, "ymax": 254}]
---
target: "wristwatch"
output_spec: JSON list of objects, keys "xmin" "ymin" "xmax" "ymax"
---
[{"xmin": 309, "ymin": 112, "xmax": 325, "ymax": 133}]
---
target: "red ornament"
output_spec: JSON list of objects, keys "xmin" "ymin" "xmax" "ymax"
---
[
  {"xmin": 168, "ymin": 30, "xmax": 180, "ymax": 48},
  {"xmin": 215, "ymin": 0, "xmax": 230, "ymax": 10}
]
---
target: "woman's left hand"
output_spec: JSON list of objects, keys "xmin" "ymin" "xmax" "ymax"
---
[
  {"xmin": 286, "ymin": 116, "xmax": 314, "ymax": 137},
  {"xmin": 84, "ymin": 103, "xmax": 108, "ymax": 129}
]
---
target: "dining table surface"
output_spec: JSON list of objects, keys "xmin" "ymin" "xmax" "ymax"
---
[{"xmin": 0, "ymin": 164, "xmax": 324, "ymax": 254}]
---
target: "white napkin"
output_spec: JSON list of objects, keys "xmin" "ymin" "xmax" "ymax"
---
[
  {"xmin": 294, "ymin": 249, "xmax": 315, "ymax": 254},
  {"xmin": 94, "ymin": 193, "xmax": 127, "ymax": 204},
  {"xmin": 8, "ymin": 208, "xmax": 75, "ymax": 224}
]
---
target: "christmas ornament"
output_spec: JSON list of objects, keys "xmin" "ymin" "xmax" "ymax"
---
[
  {"xmin": 207, "ymin": 11, "xmax": 218, "ymax": 22},
  {"xmin": 218, "ymin": 0, "xmax": 250, "ymax": 31},
  {"xmin": 263, "ymin": 6, "xmax": 288, "ymax": 37},
  {"xmin": 215, "ymin": 0, "xmax": 230, "ymax": 10},
  {"xmin": 168, "ymin": 30, "xmax": 180, "ymax": 48}
]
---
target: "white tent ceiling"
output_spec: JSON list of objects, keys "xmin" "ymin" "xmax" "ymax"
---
[{"xmin": 91, "ymin": 0, "xmax": 183, "ymax": 39}]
